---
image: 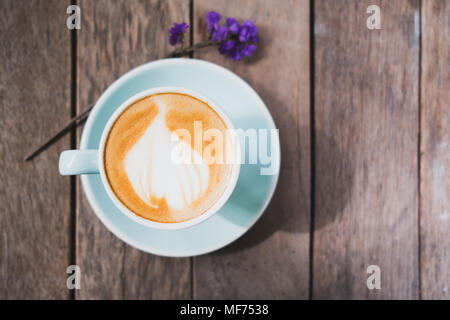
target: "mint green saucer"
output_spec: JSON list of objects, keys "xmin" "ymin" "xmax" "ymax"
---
[{"xmin": 80, "ymin": 58, "xmax": 280, "ymax": 257}]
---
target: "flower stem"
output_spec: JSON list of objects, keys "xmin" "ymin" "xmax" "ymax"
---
[{"xmin": 166, "ymin": 40, "xmax": 215, "ymax": 58}]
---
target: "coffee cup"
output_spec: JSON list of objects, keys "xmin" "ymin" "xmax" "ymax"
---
[{"xmin": 59, "ymin": 87, "xmax": 241, "ymax": 230}]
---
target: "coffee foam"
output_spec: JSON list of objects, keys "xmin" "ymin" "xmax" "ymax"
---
[
  {"xmin": 104, "ymin": 93, "xmax": 233, "ymax": 223},
  {"xmin": 124, "ymin": 98, "xmax": 210, "ymax": 210}
]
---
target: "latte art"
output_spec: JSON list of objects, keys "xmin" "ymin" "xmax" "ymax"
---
[
  {"xmin": 104, "ymin": 92, "xmax": 233, "ymax": 223},
  {"xmin": 124, "ymin": 99, "xmax": 210, "ymax": 211}
]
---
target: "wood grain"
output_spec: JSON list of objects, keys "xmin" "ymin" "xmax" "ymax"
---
[
  {"xmin": 0, "ymin": 0, "xmax": 71, "ymax": 299},
  {"xmin": 420, "ymin": 0, "xmax": 450, "ymax": 300},
  {"xmin": 193, "ymin": 0, "xmax": 311, "ymax": 299},
  {"xmin": 313, "ymin": 0, "xmax": 420, "ymax": 299},
  {"xmin": 76, "ymin": 0, "xmax": 191, "ymax": 299}
]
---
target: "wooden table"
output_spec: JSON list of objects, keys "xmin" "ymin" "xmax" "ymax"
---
[{"xmin": 1, "ymin": 0, "xmax": 449, "ymax": 299}]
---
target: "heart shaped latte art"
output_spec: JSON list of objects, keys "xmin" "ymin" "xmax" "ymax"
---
[{"xmin": 124, "ymin": 99, "xmax": 210, "ymax": 211}]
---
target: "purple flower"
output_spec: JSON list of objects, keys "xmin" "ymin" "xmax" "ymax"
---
[
  {"xmin": 220, "ymin": 42, "xmax": 258, "ymax": 61},
  {"xmin": 212, "ymin": 25, "xmax": 229, "ymax": 42},
  {"xmin": 204, "ymin": 12, "xmax": 259, "ymax": 60},
  {"xmin": 239, "ymin": 20, "xmax": 259, "ymax": 43},
  {"xmin": 219, "ymin": 39, "xmax": 236, "ymax": 55},
  {"xmin": 218, "ymin": 41, "xmax": 241, "ymax": 61},
  {"xmin": 241, "ymin": 44, "xmax": 257, "ymax": 57},
  {"xmin": 206, "ymin": 11, "xmax": 221, "ymax": 33},
  {"xmin": 226, "ymin": 17, "xmax": 239, "ymax": 34},
  {"xmin": 169, "ymin": 22, "xmax": 188, "ymax": 46},
  {"xmin": 230, "ymin": 46, "xmax": 244, "ymax": 61}
]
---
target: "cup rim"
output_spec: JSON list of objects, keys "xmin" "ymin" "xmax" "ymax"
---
[{"xmin": 97, "ymin": 86, "xmax": 241, "ymax": 230}]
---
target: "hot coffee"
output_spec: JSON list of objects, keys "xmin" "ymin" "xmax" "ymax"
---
[{"xmin": 104, "ymin": 92, "xmax": 234, "ymax": 223}]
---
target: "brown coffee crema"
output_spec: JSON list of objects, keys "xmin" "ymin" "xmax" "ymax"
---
[{"xmin": 104, "ymin": 93, "xmax": 233, "ymax": 223}]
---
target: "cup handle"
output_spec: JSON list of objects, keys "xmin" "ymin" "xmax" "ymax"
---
[{"xmin": 59, "ymin": 150, "xmax": 99, "ymax": 175}]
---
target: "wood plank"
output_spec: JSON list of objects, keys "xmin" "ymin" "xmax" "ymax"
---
[
  {"xmin": 193, "ymin": 0, "xmax": 311, "ymax": 299},
  {"xmin": 420, "ymin": 0, "xmax": 450, "ymax": 300},
  {"xmin": 313, "ymin": 0, "xmax": 419, "ymax": 299},
  {"xmin": 0, "ymin": 0, "xmax": 71, "ymax": 299},
  {"xmin": 76, "ymin": 0, "xmax": 191, "ymax": 299}
]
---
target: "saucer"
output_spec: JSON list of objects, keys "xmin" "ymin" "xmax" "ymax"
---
[{"xmin": 80, "ymin": 58, "xmax": 280, "ymax": 257}]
